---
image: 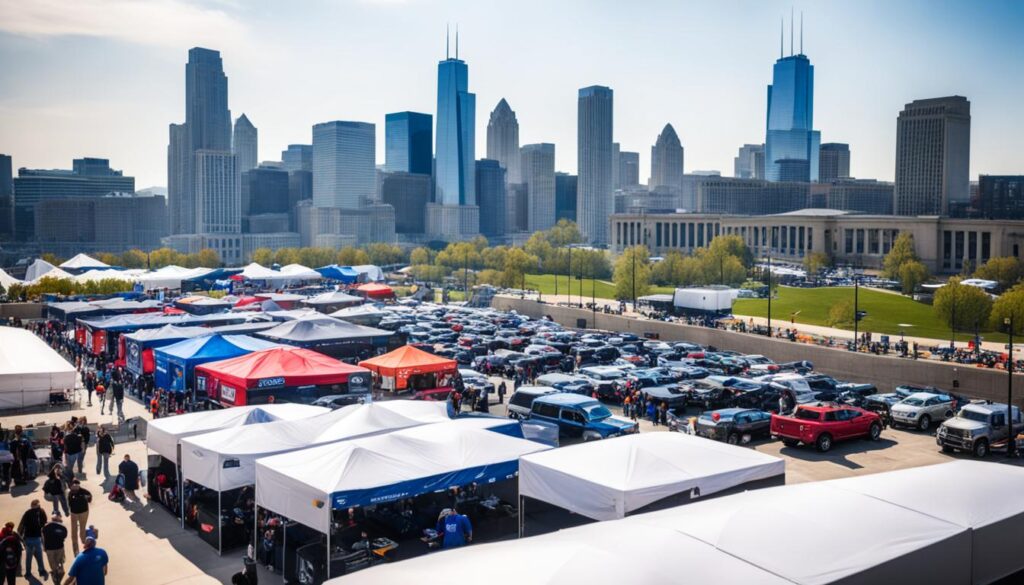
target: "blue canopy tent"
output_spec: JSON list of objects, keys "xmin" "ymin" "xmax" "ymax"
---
[
  {"xmin": 123, "ymin": 325, "xmax": 213, "ymax": 376},
  {"xmin": 154, "ymin": 334, "xmax": 279, "ymax": 392},
  {"xmin": 315, "ymin": 265, "xmax": 360, "ymax": 283}
]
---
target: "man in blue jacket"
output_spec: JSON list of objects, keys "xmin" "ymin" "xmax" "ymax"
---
[{"xmin": 435, "ymin": 508, "xmax": 472, "ymax": 549}]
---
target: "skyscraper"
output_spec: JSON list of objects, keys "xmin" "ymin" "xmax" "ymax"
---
[
  {"xmin": 194, "ymin": 150, "xmax": 238, "ymax": 234},
  {"xmin": 486, "ymin": 99, "xmax": 520, "ymax": 184},
  {"xmin": 734, "ymin": 144, "xmax": 765, "ymax": 179},
  {"xmin": 312, "ymin": 121, "xmax": 376, "ymax": 210},
  {"xmin": 555, "ymin": 172, "xmax": 578, "ymax": 222},
  {"xmin": 435, "ymin": 36, "xmax": 476, "ymax": 206},
  {"xmin": 894, "ymin": 96, "xmax": 971, "ymax": 216},
  {"xmin": 186, "ymin": 48, "xmax": 232, "ymax": 153},
  {"xmin": 385, "ymin": 112, "xmax": 433, "ymax": 175},
  {"xmin": 232, "ymin": 114, "xmax": 258, "ymax": 174},
  {"xmin": 577, "ymin": 85, "xmax": 613, "ymax": 244},
  {"xmin": 617, "ymin": 150, "xmax": 640, "ymax": 190},
  {"xmin": 819, "ymin": 143, "xmax": 850, "ymax": 182},
  {"xmin": 650, "ymin": 124, "xmax": 684, "ymax": 190},
  {"xmin": 765, "ymin": 23, "xmax": 820, "ymax": 183},
  {"xmin": 475, "ymin": 159, "xmax": 507, "ymax": 237},
  {"xmin": 521, "ymin": 143, "xmax": 556, "ymax": 232},
  {"xmin": 0, "ymin": 154, "xmax": 13, "ymax": 241},
  {"xmin": 381, "ymin": 172, "xmax": 431, "ymax": 234},
  {"xmin": 281, "ymin": 144, "xmax": 313, "ymax": 173}
]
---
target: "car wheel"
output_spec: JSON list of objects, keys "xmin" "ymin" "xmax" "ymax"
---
[
  {"xmin": 781, "ymin": 438, "xmax": 799, "ymax": 448},
  {"xmin": 815, "ymin": 433, "xmax": 833, "ymax": 452},
  {"xmin": 868, "ymin": 422, "xmax": 882, "ymax": 441},
  {"xmin": 941, "ymin": 445, "xmax": 954, "ymax": 454},
  {"xmin": 973, "ymin": 439, "xmax": 989, "ymax": 458},
  {"xmin": 727, "ymin": 433, "xmax": 740, "ymax": 445},
  {"xmin": 917, "ymin": 415, "xmax": 931, "ymax": 431}
]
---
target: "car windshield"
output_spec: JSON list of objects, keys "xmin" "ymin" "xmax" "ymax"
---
[
  {"xmin": 902, "ymin": 398, "xmax": 925, "ymax": 407},
  {"xmin": 959, "ymin": 410, "xmax": 990, "ymax": 423},
  {"xmin": 794, "ymin": 409, "xmax": 821, "ymax": 421},
  {"xmin": 586, "ymin": 371, "xmax": 618, "ymax": 380},
  {"xmin": 583, "ymin": 403, "xmax": 612, "ymax": 420}
]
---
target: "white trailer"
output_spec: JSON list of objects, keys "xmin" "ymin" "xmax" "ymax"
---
[{"xmin": 672, "ymin": 287, "xmax": 736, "ymax": 314}]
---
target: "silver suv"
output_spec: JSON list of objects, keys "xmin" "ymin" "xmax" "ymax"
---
[
  {"xmin": 936, "ymin": 402, "xmax": 1022, "ymax": 458},
  {"xmin": 891, "ymin": 392, "xmax": 956, "ymax": 431}
]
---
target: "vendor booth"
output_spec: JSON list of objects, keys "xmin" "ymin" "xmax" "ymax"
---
[
  {"xmin": 145, "ymin": 403, "xmax": 329, "ymax": 523},
  {"xmin": 315, "ymin": 265, "xmax": 360, "ymax": 283},
  {"xmin": 333, "ymin": 461, "xmax": 1024, "ymax": 585},
  {"xmin": 255, "ymin": 316, "xmax": 394, "ymax": 360},
  {"xmin": 178, "ymin": 401, "xmax": 451, "ymax": 552},
  {"xmin": 0, "ymin": 326, "xmax": 77, "ymax": 409},
  {"xmin": 254, "ymin": 292, "xmax": 305, "ymax": 310},
  {"xmin": 330, "ymin": 305, "xmax": 384, "ymax": 327},
  {"xmin": 153, "ymin": 334, "xmax": 279, "ymax": 393},
  {"xmin": 517, "ymin": 432, "xmax": 784, "ymax": 535},
  {"xmin": 355, "ymin": 283, "xmax": 394, "ymax": 300},
  {"xmin": 358, "ymin": 345, "xmax": 457, "ymax": 395},
  {"xmin": 174, "ymin": 296, "xmax": 233, "ymax": 315},
  {"xmin": 122, "ymin": 324, "xmax": 212, "ymax": 376},
  {"xmin": 195, "ymin": 346, "xmax": 372, "ymax": 406},
  {"xmin": 254, "ymin": 418, "xmax": 549, "ymax": 583},
  {"xmin": 301, "ymin": 291, "xmax": 365, "ymax": 314}
]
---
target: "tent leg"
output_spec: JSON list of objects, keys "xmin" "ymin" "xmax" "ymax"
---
[
  {"xmin": 282, "ymin": 522, "xmax": 287, "ymax": 584},
  {"xmin": 177, "ymin": 446, "xmax": 185, "ymax": 528},
  {"xmin": 217, "ymin": 490, "xmax": 222, "ymax": 555},
  {"xmin": 325, "ymin": 521, "xmax": 331, "ymax": 581},
  {"xmin": 518, "ymin": 495, "xmax": 524, "ymax": 538}
]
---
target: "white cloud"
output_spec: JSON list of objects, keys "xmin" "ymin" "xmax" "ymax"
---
[{"xmin": 0, "ymin": 0, "xmax": 247, "ymax": 49}]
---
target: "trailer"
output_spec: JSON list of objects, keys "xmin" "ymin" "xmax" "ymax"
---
[{"xmin": 672, "ymin": 287, "xmax": 736, "ymax": 315}]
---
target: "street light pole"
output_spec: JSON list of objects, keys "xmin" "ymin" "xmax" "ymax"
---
[
  {"xmin": 631, "ymin": 246, "xmax": 637, "ymax": 313},
  {"xmin": 464, "ymin": 247, "xmax": 469, "ymax": 302},
  {"xmin": 951, "ymin": 286, "xmax": 957, "ymax": 351},
  {"xmin": 766, "ymin": 253, "xmax": 772, "ymax": 336},
  {"xmin": 592, "ymin": 265, "xmax": 596, "ymax": 327},
  {"xmin": 567, "ymin": 246, "xmax": 572, "ymax": 308},
  {"xmin": 854, "ymin": 273, "xmax": 859, "ymax": 351},
  {"xmin": 1007, "ymin": 315, "xmax": 1015, "ymax": 457}
]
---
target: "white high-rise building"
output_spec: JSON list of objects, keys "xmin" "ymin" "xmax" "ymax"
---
[
  {"xmin": 232, "ymin": 114, "xmax": 258, "ymax": 174},
  {"xmin": 650, "ymin": 123, "xmax": 684, "ymax": 191},
  {"xmin": 521, "ymin": 143, "xmax": 556, "ymax": 232},
  {"xmin": 312, "ymin": 121, "xmax": 376, "ymax": 210},
  {"xmin": 193, "ymin": 150, "xmax": 239, "ymax": 234},
  {"xmin": 486, "ymin": 98, "xmax": 521, "ymax": 184},
  {"xmin": 576, "ymin": 85, "xmax": 614, "ymax": 245}
]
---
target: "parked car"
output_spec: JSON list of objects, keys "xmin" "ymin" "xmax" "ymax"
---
[
  {"xmin": 694, "ymin": 408, "xmax": 772, "ymax": 444},
  {"xmin": 527, "ymin": 393, "xmax": 638, "ymax": 441},
  {"xmin": 936, "ymin": 402, "xmax": 1022, "ymax": 457},
  {"xmin": 312, "ymin": 394, "xmax": 367, "ymax": 409},
  {"xmin": 506, "ymin": 386, "xmax": 559, "ymax": 419},
  {"xmin": 770, "ymin": 405, "xmax": 882, "ymax": 452},
  {"xmin": 890, "ymin": 392, "xmax": 957, "ymax": 431},
  {"xmin": 578, "ymin": 366, "xmax": 629, "ymax": 401},
  {"xmin": 534, "ymin": 373, "xmax": 594, "ymax": 395}
]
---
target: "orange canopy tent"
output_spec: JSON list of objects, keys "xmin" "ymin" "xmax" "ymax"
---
[
  {"xmin": 359, "ymin": 344, "xmax": 456, "ymax": 390},
  {"xmin": 356, "ymin": 283, "xmax": 394, "ymax": 299}
]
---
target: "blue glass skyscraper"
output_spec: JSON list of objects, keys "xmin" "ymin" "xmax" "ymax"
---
[
  {"xmin": 765, "ymin": 30, "xmax": 820, "ymax": 183},
  {"xmin": 385, "ymin": 112, "xmax": 433, "ymax": 175},
  {"xmin": 434, "ymin": 39, "xmax": 476, "ymax": 206}
]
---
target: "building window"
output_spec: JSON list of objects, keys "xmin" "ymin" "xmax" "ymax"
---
[
  {"xmin": 968, "ymin": 231, "xmax": 978, "ymax": 267},
  {"xmin": 845, "ymin": 229, "xmax": 854, "ymax": 254},
  {"xmin": 868, "ymin": 229, "xmax": 879, "ymax": 255},
  {"xmin": 672, "ymin": 223, "xmax": 678, "ymax": 247},
  {"xmin": 688, "ymin": 223, "xmax": 694, "ymax": 249},
  {"xmin": 856, "ymin": 229, "xmax": 865, "ymax": 254},
  {"xmin": 808, "ymin": 227, "xmax": 813, "ymax": 252},
  {"xmin": 981, "ymin": 232, "xmax": 991, "ymax": 263},
  {"xmin": 954, "ymin": 231, "xmax": 965, "ymax": 270},
  {"xmin": 943, "ymin": 230, "xmax": 952, "ymax": 270},
  {"xmin": 798, "ymin": 226, "xmax": 805, "ymax": 254},
  {"xmin": 697, "ymin": 223, "xmax": 704, "ymax": 247}
]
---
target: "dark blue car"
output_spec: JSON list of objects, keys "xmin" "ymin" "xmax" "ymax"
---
[{"xmin": 528, "ymin": 393, "xmax": 638, "ymax": 441}]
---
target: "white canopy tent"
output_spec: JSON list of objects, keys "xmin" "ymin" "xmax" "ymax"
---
[
  {"xmin": 179, "ymin": 401, "xmax": 451, "ymax": 492},
  {"xmin": 0, "ymin": 327, "xmax": 77, "ymax": 409},
  {"xmin": 351, "ymin": 265, "xmax": 384, "ymax": 282},
  {"xmin": 278, "ymin": 264, "xmax": 323, "ymax": 280},
  {"xmin": 73, "ymin": 269, "xmax": 143, "ymax": 284},
  {"xmin": 146, "ymin": 403, "xmax": 329, "ymax": 463},
  {"xmin": 0, "ymin": 268, "xmax": 20, "ymax": 289},
  {"xmin": 519, "ymin": 432, "xmax": 785, "ymax": 522},
  {"xmin": 254, "ymin": 418, "xmax": 549, "ymax": 534},
  {"xmin": 60, "ymin": 253, "xmax": 110, "ymax": 270},
  {"xmin": 133, "ymin": 266, "xmax": 215, "ymax": 291},
  {"xmin": 24, "ymin": 260, "xmax": 74, "ymax": 284},
  {"xmin": 334, "ymin": 461, "xmax": 1024, "ymax": 585}
]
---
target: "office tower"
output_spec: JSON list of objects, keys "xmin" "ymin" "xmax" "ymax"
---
[
  {"xmin": 13, "ymin": 158, "xmax": 135, "ymax": 241},
  {"xmin": 824, "ymin": 179, "xmax": 894, "ymax": 215},
  {"xmin": 232, "ymin": 114, "xmax": 258, "ymax": 174},
  {"xmin": 281, "ymin": 144, "xmax": 313, "ymax": 173},
  {"xmin": 385, "ymin": 112, "xmax": 433, "ymax": 175},
  {"xmin": 475, "ymin": 159, "xmax": 507, "ymax": 237},
  {"xmin": 241, "ymin": 165, "xmax": 290, "ymax": 233},
  {"xmin": 486, "ymin": 99, "xmax": 520, "ymax": 184},
  {"xmin": 555, "ymin": 173, "xmax": 578, "ymax": 222},
  {"xmin": 520, "ymin": 143, "xmax": 556, "ymax": 232},
  {"xmin": 381, "ymin": 172, "xmax": 432, "ymax": 234},
  {"xmin": 819, "ymin": 143, "xmax": 850, "ymax": 182},
  {"xmin": 976, "ymin": 176, "xmax": 1024, "ymax": 220},
  {"xmin": 0, "ymin": 154, "xmax": 12, "ymax": 241},
  {"xmin": 34, "ymin": 193, "xmax": 168, "ymax": 256},
  {"xmin": 168, "ymin": 124, "xmax": 191, "ymax": 233},
  {"xmin": 506, "ymin": 183, "xmax": 529, "ymax": 233},
  {"xmin": 312, "ymin": 121, "xmax": 376, "ymax": 209},
  {"xmin": 576, "ymin": 85, "xmax": 614, "ymax": 244},
  {"xmin": 618, "ymin": 150, "xmax": 640, "ymax": 189},
  {"xmin": 765, "ymin": 22, "xmax": 820, "ymax": 182},
  {"xmin": 734, "ymin": 144, "xmax": 765, "ymax": 179},
  {"xmin": 611, "ymin": 143, "xmax": 620, "ymax": 193},
  {"xmin": 894, "ymin": 96, "xmax": 971, "ymax": 216},
  {"xmin": 435, "ymin": 35, "xmax": 476, "ymax": 206},
  {"xmin": 650, "ymin": 124, "xmax": 684, "ymax": 190},
  {"xmin": 193, "ymin": 150, "xmax": 238, "ymax": 234}
]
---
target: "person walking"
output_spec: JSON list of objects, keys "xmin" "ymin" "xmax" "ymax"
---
[
  {"xmin": 66, "ymin": 481, "xmax": 91, "ymax": 556},
  {"xmin": 18, "ymin": 499, "xmax": 48, "ymax": 581},
  {"xmin": 43, "ymin": 514, "xmax": 67, "ymax": 585},
  {"xmin": 94, "ymin": 382, "xmax": 106, "ymax": 415},
  {"xmin": 44, "ymin": 467, "xmax": 70, "ymax": 517},
  {"xmin": 0, "ymin": 522, "xmax": 22, "ymax": 585},
  {"xmin": 65, "ymin": 536, "xmax": 107, "ymax": 585},
  {"xmin": 435, "ymin": 507, "xmax": 472, "ymax": 549},
  {"xmin": 49, "ymin": 426, "xmax": 65, "ymax": 463},
  {"xmin": 110, "ymin": 373, "xmax": 125, "ymax": 420},
  {"xmin": 62, "ymin": 428, "xmax": 84, "ymax": 478},
  {"xmin": 75, "ymin": 419, "xmax": 91, "ymax": 472},
  {"xmin": 117, "ymin": 455, "xmax": 139, "ymax": 504},
  {"xmin": 94, "ymin": 430, "xmax": 113, "ymax": 478},
  {"xmin": 646, "ymin": 400, "xmax": 657, "ymax": 426}
]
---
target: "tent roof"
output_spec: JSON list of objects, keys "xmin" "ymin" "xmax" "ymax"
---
[
  {"xmin": 330, "ymin": 305, "xmax": 383, "ymax": 319},
  {"xmin": 176, "ymin": 295, "xmax": 231, "ymax": 306},
  {"xmin": 0, "ymin": 326, "xmax": 77, "ymax": 409},
  {"xmin": 180, "ymin": 400, "xmax": 451, "ymax": 491},
  {"xmin": 60, "ymin": 253, "xmax": 110, "ymax": 269},
  {"xmin": 239, "ymin": 262, "xmax": 282, "ymax": 280},
  {"xmin": 352, "ymin": 265, "xmax": 384, "ymax": 281},
  {"xmin": 254, "ymin": 418, "xmax": 549, "ymax": 532},
  {"xmin": 257, "ymin": 316, "xmax": 391, "ymax": 343},
  {"xmin": 278, "ymin": 264, "xmax": 322, "ymax": 279},
  {"xmin": 255, "ymin": 292, "xmax": 305, "ymax": 302},
  {"xmin": 302, "ymin": 291, "xmax": 364, "ymax": 305},
  {"xmin": 519, "ymin": 433, "xmax": 785, "ymax": 521},
  {"xmin": 121, "ymin": 324, "xmax": 212, "ymax": 343},
  {"xmin": 359, "ymin": 344, "xmax": 456, "ymax": 376},
  {"xmin": 0, "ymin": 268, "xmax": 20, "ymax": 289},
  {"xmin": 356, "ymin": 283, "xmax": 393, "ymax": 294},
  {"xmin": 146, "ymin": 403, "xmax": 329, "ymax": 462},
  {"xmin": 25, "ymin": 259, "xmax": 74, "ymax": 283},
  {"xmin": 156, "ymin": 334, "xmax": 278, "ymax": 361},
  {"xmin": 195, "ymin": 346, "xmax": 368, "ymax": 389},
  {"xmin": 315, "ymin": 265, "xmax": 360, "ymax": 282}
]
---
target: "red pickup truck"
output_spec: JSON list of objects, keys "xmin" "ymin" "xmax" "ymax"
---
[{"xmin": 770, "ymin": 405, "xmax": 882, "ymax": 452}]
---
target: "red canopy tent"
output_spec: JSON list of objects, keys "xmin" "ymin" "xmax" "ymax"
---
[
  {"xmin": 355, "ymin": 283, "xmax": 394, "ymax": 299},
  {"xmin": 196, "ymin": 346, "xmax": 370, "ymax": 406},
  {"xmin": 359, "ymin": 344, "xmax": 457, "ymax": 391}
]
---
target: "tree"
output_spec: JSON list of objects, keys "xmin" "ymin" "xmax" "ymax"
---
[
  {"xmin": 435, "ymin": 241, "xmax": 482, "ymax": 272},
  {"xmin": 148, "ymin": 248, "xmax": 183, "ymax": 268},
  {"xmin": 119, "ymin": 249, "xmax": 148, "ymax": 269},
  {"xmin": 41, "ymin": 253, "xmax": 63, "ymax": 266},
  {"xmin": 364, "ymin": 243, "xmax": 406, "ymax": 266},
  {"xmin": 882, "ymin": 232, "xmax": 919, "ymax": 279},
  {"xmin": 409, "ymin": 247, "xmax": 432, "ymax": 266},
  {"xmin": 546, "ymin": 219, "xmax": 583, "ymax": 247},
  {"xmin": 193, "ymin": 248, "xmax": 220, "ymax": 268},
  {"xmin": 989, "ymin": 284, "xmax": 1024, "ymax": 335},
  {"xmin": 96, "ymin": 252, "xmax": 120, "ymax": 267},
  {"xmin": 337, "ymin": 247, "xmax": 370, "ymax": 266},
  {"xmin": 250, "ymin": 248, "xmax": 274, "ymax": 266},
  {"xmin": 974, "ymin": 256, "xmax": 1024, "ymax": 290},
  {"xmin": 803, "ymin": 251, "xmax": 831, "ymax": 281},
  {"xmin": 651, "ymin": 252, "xmax": 685, "ymax": 286},
  {"xmin": 933, "ymin": 278, "xmax": 993, "ymax": 333},
  {"xmin": 613, "ymin": 245, "xmax": 652, "ymax": 301},
  {"xmin": 501, "ymin": 248, "xmax": 538, "ymax": 289},
  {"xmin": 827, "ymin": 298, "xmax": 855, "ymax": 327},
  {"xmin": 898, "ymin": 260, "xmax": 930, "ymax": 294},
  {"xmin": 298, "ymin": 247, "xmax": 337, "ymax": 268},
  {"xmin": 706, "ymin": 234, "xmax": 752, "ymax": 268},
  {"xmin": 701, "ymin": 253, "xmax": 746, "ymax": 287}
]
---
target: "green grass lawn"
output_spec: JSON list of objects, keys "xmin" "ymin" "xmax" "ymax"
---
[
  {"xmin": 733, "ymin": 286, "xmax": 1006, "ymax": 343},
  {"xmin": 524, "ymin": 273, "xmax": 675, "ymax": 300}
]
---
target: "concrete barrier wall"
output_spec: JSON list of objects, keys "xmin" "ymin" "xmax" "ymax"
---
[
  {"xmin": 0, "ymin": 303, "xmax": 44, "ymax": 320},
  {"xmin": 494, "ymin": 297, "xmax": 1023, "ymax": 406}
]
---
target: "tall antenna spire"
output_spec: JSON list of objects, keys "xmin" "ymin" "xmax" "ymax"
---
[
  {"xmin": 446, "ymin": 23, "xmax": 449, "ymax": 59},
  {"xmin": 780, "ymin": 17, "xmax": 783, "ymax": 59},
  {"xmin": 456, "ymin": 24, "xmax": 459, "ymax": 59},
  {"xmin": 800, "ymin": 11, "xmax": 804, "ymax": 55},
  {"xmin": 790, "ymin": 7, "xmax": 794, "ymax": 56}
]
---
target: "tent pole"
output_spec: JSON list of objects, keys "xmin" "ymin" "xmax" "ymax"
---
[
  {"xmin": 178, "ymin": 445, "xmax": 185, "ymax": 528},
  {"xmin": 218, "ymin": 489, "xmax": 222, "ymax": 555},
  {"xmin": 518, "ymin": 495, "xmax": 524, "ymax": 538},
  {"xmin": 325, "ymin": 511, "xmax": 332, "ymax": 581},
  {"xmin": 282, "ymin": 522, "xmax": 287, "ymax": 584}
]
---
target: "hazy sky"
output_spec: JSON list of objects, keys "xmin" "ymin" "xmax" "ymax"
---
[{"xmin": 0, "ymin": 0, "xmax": 1021, "ymax": 189}]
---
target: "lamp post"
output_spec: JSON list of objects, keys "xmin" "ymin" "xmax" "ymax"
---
[
  {"xmin": 951, "ymin": 285, "xmax": 957, "ymax": 351},
  {"xmin": 631, "ymin": 246, "xmax": 637, "ymax": 313},
  {"xmin": 766, "ymin": 253, "xmax": 772, "ymax": 336},
  {"xmin": 592, "ymin": 265, "xmax": 597, "ymax": 327},
  {"xmin": 463, "ymin": 247, "xmax": 469, "ymax": 302},
  {"xmin": 853, "ymin": 272, "xmax": 859, "ymax": 351},
  {"xmin": 1006, "ymin": 315, "xmax": 1015, "ymax": 457},
  {"xmin": 567, "ymin": 246, "xmax": 572, "ymax": 307}
]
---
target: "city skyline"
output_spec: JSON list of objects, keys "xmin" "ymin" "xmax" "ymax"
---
[{"xmin": 0, "ymin": 0, "xmax": 1022, "ymax": 190}]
